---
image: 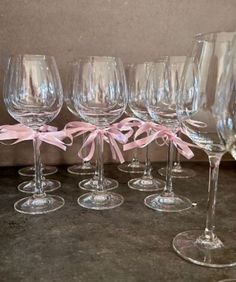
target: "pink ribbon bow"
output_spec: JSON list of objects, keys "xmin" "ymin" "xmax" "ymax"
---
[
  {"xmin": 65, "ymin": 121, "xmax": 133, "ymax": 163},
  {"xmin": 0, "ymin": 124, "xmax": 69, "ymax": 151},
  {"xmin": 123, "ymin": 121, "xmax": 194, "ymax": 159}
]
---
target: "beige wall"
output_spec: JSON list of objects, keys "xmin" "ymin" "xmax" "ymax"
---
[{"xmin": 0, "ymin": 0, "xmax": 235, "ymax": 166}]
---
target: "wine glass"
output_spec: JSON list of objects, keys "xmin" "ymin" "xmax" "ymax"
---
[
  {"xmin": 4, "ymin": 54, "xmax": 64, "ymax": 214},
  {"xmin": 118, "ymin": 65, "xmax": 145, "ymax": 174},
  {"xmin": 18, "ymin": 164, "xmax": 57, "ymax": 177},
  {"xmin": 65, "ymin": 62, "xmax": 95, "ymax": 176},
  {"xmin": 65, "ymin": 62, "xmax": 118, "ymax": 192},
  {"xmin": 72, "ymin": 56, "xmax": 127, "ymax": 210},
  {"xmin": 144, "ymin": 57, "xmax": 192, "ymax": 212},
  {"xmin": 157, "ymin": 56, "xmax": 196, "ymax": 179},
  {"xmin": 127, "ymin": 63, "xmax": 165, "ymax": 191},
  {"xmin": 173, "ymin": 32, "xmax": 236, "ymax": 267}
]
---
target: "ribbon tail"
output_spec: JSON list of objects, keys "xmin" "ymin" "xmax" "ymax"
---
[
  {"xmin": 107, "ymin": 135, "xmax": 125, "ymax": 163},
  {"xmin": 172, "ymin": 139, "xmax": 194, "ymax": 159}
]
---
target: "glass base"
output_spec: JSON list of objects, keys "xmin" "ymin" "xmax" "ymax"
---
[
  {"xmin": 158, "ymin": 166, "xmax": 196, "ymax": 179},
  {"xmin": 128, "ymin": 176, "xmax": 165, "ymax": 192},
  {"xmin": 67, "ymin": 163, "xmax": 94, "ymax": 175},
  {"xmin": 18, "ymin": 166, "xmax": 58, "ymax": 177},
  {"xmin": 173, "ymin": 230, "xmax": 236, "ymax": 268},
  {"xmin": 18, "ymin": 179, "xmax": 61, "ymax": 194},
  {"xmin": 79, "ymin": 177, "xmax": 118, "ymax": 191},
  {"xmin": 118, "ymin": 161, "xmax": 145, "ymax": 174},
  {"xmin": 144, "ymin": 192, "xmax": 192, "ymax": 212},
  {"xmin": 14, "ymin": 194, "xmax": 64, "ymax": 215},
  {"xmin": 78, "ymin": 192, "xmax": 124, "ymax": 210}
]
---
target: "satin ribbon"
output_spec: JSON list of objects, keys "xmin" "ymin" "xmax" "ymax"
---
[
  {"xmin": 65, "ymin": 121, "xmax": 132, "ymax": 163},
  {"xmin": 0, "ymin": 124, "xmax": 68, "ymax": 151},
  {"xmin": 123, "ymin": 121, "xmax": 195, "ymax": 159}
]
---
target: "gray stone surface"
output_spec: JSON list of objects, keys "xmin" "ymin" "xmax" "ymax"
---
[{"xmin": 1, "ymin": 162, "xmax": 236, "ymax": 282}]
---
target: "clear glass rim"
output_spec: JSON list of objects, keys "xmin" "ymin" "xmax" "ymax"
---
[
  {"xmin": 131, "ymin": 57, "xmax": 169, "ymax": 67},
  {"xmin": 68, "ymin": 56, "xmax": 125, "ymax": 69},
  {"xmin": 8, "ymin": 54, "xmax": 55, "ymax": 61},
  {"xmin": 195, "ymin": 31, "xmax": 236, "ymax": 42},
  {"xmin": 77, "ymin": 55, "xmax": 122, "ymax": 62}
]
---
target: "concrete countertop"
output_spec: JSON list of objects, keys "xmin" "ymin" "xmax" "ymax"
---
[{"xmin": 1, "ymin": 162, "xmax": 236, "ymax": 282}]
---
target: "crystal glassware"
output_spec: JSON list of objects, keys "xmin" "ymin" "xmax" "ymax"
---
[
  {"xmin": 65, "ymin": 62, "xmax": 117, "ymax": 192},
  {"xmin": 173, "ymin": 32, "xmax": 236, "ymax": 267},
  {"xmin": 71, "ymin": 56, "xmax": 127, "ymax": 209},
  {"xmin": 126, "ymin": 63, "xmax": 165, "ymax": 191},
  {"xmin": 4, "ymin": 54, "xmax": 64, "ymax": 214},
  {"xmin": 65, "ymin": 65, "xmax": 95, "ymax": 176},
  {"xmin": 144, "ymin": 57, "xmax": 192, "ymax": 212}
]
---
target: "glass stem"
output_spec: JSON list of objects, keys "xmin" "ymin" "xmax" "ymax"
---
[
  {"xmin": 204, "ymin": 153, "xmax": 223, "ymax": 241},
  {"xmin": 33, "ymin": 135, "xmax": 43, "ymax": 195},
  {"xmin": 176, "ymin": 150, "xmax": 181, "ymax": 167},
  {"xmin": 82, "ymin": 133, "xmax": 90, "ymax": 167},
  {"xmin": 164, "ymin": 140, "xmax": 174, "ymax": 194},
  {"xmin": 96, "ymin": 132, "xmax": 104, "ymax": 192},
  {"xmin": 94, "ymin": 148, "xmax": 99, "ymax": 179},
  {"xmin": 174, "ymin": 132, "xmax": 181, "ymax": 168},
  {"xmin": 143, "ymin": 145, "xmax": 152, "ymax": 177},
  {"xmin": 132, "ymin": 148, "xmax": 138, "ymax": 162}
]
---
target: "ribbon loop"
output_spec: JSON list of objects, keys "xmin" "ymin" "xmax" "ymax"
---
[
  {"xmin": 0, "ymin": 124, "xmax": 69, "ymax": 151},
  {"xmin": 65, "ymin": 120, "xmax": 133, "ymax": 163},
  {"xmin": 123, "ymin": 121, "xmax": 195, "ymax": 160}
]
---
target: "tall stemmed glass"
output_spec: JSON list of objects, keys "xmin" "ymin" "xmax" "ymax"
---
[
  {"xmin": 173, "ymin": 32, "xmax": 236, "ymax": 267},
  {"xmin": 158, "ymin": 56, "xmax": 196, "ymax": 179},
  {"xmin": 4, "ymin": 55, "xmax": 64, "ymax": 214},
  {"xmin": 127, "ymin": 63, "xmax": 165, "ymax": 191},
  {"xmin": 73, "ymin": 56, "xmax": 127, "ymax": 210},
  {"xmin": 66, "ymin": 62, "xmax": 118, "ymax": 192},
  {"xmin": 65, "ymin": 62, "xmax": 94, "ymax": 176},
  {"xmin": 144, "ymin": 58, "xmax": 192, "ymax": 212}
]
